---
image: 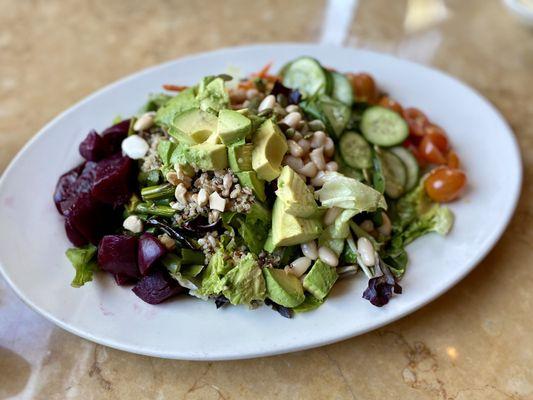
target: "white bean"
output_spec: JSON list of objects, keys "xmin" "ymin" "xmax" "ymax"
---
[
  {"xmin": 133, "ymin": 112, "xmax": 155, "ymax": 131},
  {"xmin": 325, "ymin": 161, "xmax": 338, "ymax": 171},
  {"xmin": 318, "ymin": 246, "xmax": 339, "ymax": 267},
  {"xmin": 123, "ymin": 215, "xmax": 143, "ymax": 233},
  {"xmin": 297, "ymin": 138, "xmax": 311, "ymax": 153},
  {"xmin": 287, "ymin": 140, "xmax": 304, "ymax": 157},
  {"xmin": 285, "ymin": 256, "xmax": 312, "ymax": 277},
  {"xmin": 377, "ymin": 212, "xmax": 392, "ymax": 236},
  {"xmin": 360, "ymin": 220, "xmax": 374, "ymax": 233},
  {"xmin": 310, "ymin": 131, "xmax": 327, "ymax": 148},
  {"xmin": 121, "ymin": 135, "xmax": 149, "ymax": 159},
  {"xmin": 324, "ymin": 137, "xmax": 335, "ymax": 157},
  {"xmin": 310, "ymin": 147, "xmax": 326, "ymax": 171},
  {"xmin": 301, "ymin": 241, "xmax": 318, "ymax": 260},
  {"xmin": 282, "ymin": 112, "xmax": 302, "ymax": 129},
  {"xmin": 298, "ymin": 162, "xmax": 318, "ymax": 178},
  {"xmin": 323, "ymin": 206, "xmax": 342, "ymax": 226},
  {"xmin": 285, "ymin": 104, "xmax": 299, "ymax": 113},
  {"xmin": 258, "ymin": 94, "xmax": 275, "ymax": 112},
  {"xmin": 357, "ymin": 237, "xmax": 376, "ymax": 267},
  {"xmin": 284, "ymin": 155, "xmax": 304, "ymax": 171},
  {"xmin": 292, "ymin": 131, "xmax": 303, "ymax": 141},
  {"xmin": 310, "ymin": 171, "xmax": 327, "ymax": 187}
]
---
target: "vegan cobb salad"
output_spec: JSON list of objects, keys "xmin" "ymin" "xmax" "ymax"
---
[{"xmin": 54, "ymin": 57, "xmax": 467, "ymax": 317}]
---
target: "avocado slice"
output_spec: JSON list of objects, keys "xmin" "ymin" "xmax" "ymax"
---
[
  {"xmin": 276, "ymin": 166, "xmax": 318, "ymax": 218},
  {"xmin": 228, "ymin": 143, "xmax": 253, "ymax": 172},
  {"xmin": 235, "ymin": 171, "xmax": 266, "ymax": 202},
  {"xmin": 170, "ymin": 108, "xmax": 218, "ymax": 144},
  {"xmin": 217, "ymin": 109, "xmax": 252, "ymax": 145},
  {"xmin": 252, "ymin": 119, "xmax": 288, "ymax": 182},
  {"xmin": 302, "ymin": 260, "xmax": 338, "ymax": 300},
  {"xmin": 271, "ymin": 197, "xmax": 322, "ymax": 247},
  {"xmin": 170, "ymin": 141, "xmax": 228, "ymax": 171},
  {"xmin": 155, "ymin": 87, "xmax": 198, "ymax": 127},
  {"xmin": 263, "ymin": 268, "xmax": 305, "ymax": 307}
]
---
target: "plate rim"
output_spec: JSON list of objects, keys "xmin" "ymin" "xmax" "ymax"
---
[{"xmin": 0, "ymin": 43, "xmax": 523, "ymax": 360}]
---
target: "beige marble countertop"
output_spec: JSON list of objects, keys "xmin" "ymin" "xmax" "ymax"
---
[{"xmin": 1, "ymin": 0, "xmax": 532, "ymax": 399}]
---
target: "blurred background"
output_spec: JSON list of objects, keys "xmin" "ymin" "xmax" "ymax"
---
[{"xmin": 1, "ymin": 1, "xmax": 532, "ymax": 399}]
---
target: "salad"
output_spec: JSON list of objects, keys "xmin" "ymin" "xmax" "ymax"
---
[{"xmin": 53, "ymin": 57, "xmax": 467, "ymax": 317}]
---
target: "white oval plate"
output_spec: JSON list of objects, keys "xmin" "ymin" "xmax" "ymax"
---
[{"xmin": 0, "ymin": 44, "xmax": 522, "ymax": 360}]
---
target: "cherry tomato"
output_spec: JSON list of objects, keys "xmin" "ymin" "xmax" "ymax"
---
[
  {"xmin": 447, "ymin": 150, "xmax": 460, "ymax": 169},
  {"xmin": 347, "ymin": 73, "xmax": 378, "ymax": 103},
  {"xmin": 378, "ymin": 96, "xmax": 403, "ymax": 114},
  {"xmin": 403, "ymin": 140, "xmax": 427, "ymax": 167},
  {"xmin": 403, "ymin": 108, "xmax": 428, "ymax": 137},
  {"xmin": 419, "ymin": 135, "xmax": 447, "ymax": 164},
  {"xmin": 424, "ymin": 167, "xmax": 467, "ymax": 202},
  {"xmin": 424, "ymin": 124, "xmax": 449, "ymax": 151}
]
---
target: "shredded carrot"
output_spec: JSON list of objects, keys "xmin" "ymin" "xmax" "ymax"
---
[
  {"xmin": 162, "ymin": 84, "xmax": 188, "ymax": 92},
  {"xmin": 254, "ymin": 62, "xmax": 273, "ymax": 79},
  {"xmin": 237, "ymin": 80, "xmax": 255, "ymax": 90}
]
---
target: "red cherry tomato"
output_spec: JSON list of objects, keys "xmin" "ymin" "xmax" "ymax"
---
[
  {"xmin": 419, "ymin": 135, "xmax": 447, "ymax": 164},
  {"xmin": 347, "ymin": 73, "xmax": 378, "ymax": 103},
  {"xmin": 424, "ymin": 124, "xmax": 449, "ymax": 151},
  {"xmin": 378, "ymin": 96, "xmax": 403, "ymax": 114},
  {"xmin": 447, "ymin": 150, "xmax": 460, "ymax": 169},
  {"xmin": 424, "ymin": 167, "xmax": 467, "ymax": 202},
  {"xmin": 403, "ymin": 108, "xmax": 428, "ymax": 137}
]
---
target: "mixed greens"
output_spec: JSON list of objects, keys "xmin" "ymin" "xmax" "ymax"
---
[{"xmin": 54, "ymin": 56, "xmax": 467, "ymax": 317}]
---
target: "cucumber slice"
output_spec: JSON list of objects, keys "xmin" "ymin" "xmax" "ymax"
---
[
  {"xmin": 390, "ymin": 146, "xmax": 419, "ymax": 191},
  {"xmin": 361, "ymin": 106, "xmax": 409, "ymax": 147},
  {"xmin": 331, "ymin": 72, "xmax": 353, "ymax": 106},
  {"xmin": 334, "ymin": 153, "xmax": 364, "ymax": 181},
  {"xmin": 380, "ymin": 150, "xmax": 407, "ymax": 199},
  {"xmin": 281, "ymin": 57, "xmax": 330, "ymax": 97},
  {"xmin": 319, "ymin": 97, "xmax": 351, "ymax": 138},
  {"xmin": 340, "ymin": 132, "xmax": 372, "ymax": 169}
]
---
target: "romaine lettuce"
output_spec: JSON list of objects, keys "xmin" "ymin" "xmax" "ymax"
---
[{"xmin": 65, "ymin": 244, "xmax": 97, "ymax": 288}]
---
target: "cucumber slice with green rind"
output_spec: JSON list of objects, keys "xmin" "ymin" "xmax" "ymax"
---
[
  {"xmin": 331, "ymin": 72, "xmax": 353, "ymax": 106},
  {"xmin": 320, "ymin": 97, "xmax": 351, "ymax": 138},
  {"xmin": 380, "ymin": 150, "xmax": 407, "ymax": 199},
  {"xmin": 361, "ymin": 106, "xmax": 409, "ymax": 147},
  {"xmin": 281, "ymin": 57, "xmax": 330, "ymax": 97},
  {"xmin": 390, "ymin": 146, "xmax": 419, "ymax": 191},
  {"xmin": 340, "ymin": 132, "xmax": 372, "ymax": 169}
]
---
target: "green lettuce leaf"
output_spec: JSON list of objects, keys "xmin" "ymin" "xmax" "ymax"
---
[
  {"xmin": 139, "ymin": 93, "xmax": 172, "ymax": 113},
  {"xmin": 196, "ymin": 77, "xmax": 229, "ymax": 113},
  {"xmin": 238, "ymin": 203, "xmax": 272, "ymax": 254},
  {"xmin": 316, "ymin": 172, "xmax": 387, "ymax": 212},
  {"xmin": 193, "ymin": 249, "xmax": 230, "ymax": 298},
  {"xmin": 65, "ymin": 244, "xmax": 97, "ymax": 288},
  {"xmin": 292, "ymin": 295, "xmax": 324, "ymax": 313},
  {"xmin": 221, "ymin": 253, "xmax": 266, "ymax": 305}
]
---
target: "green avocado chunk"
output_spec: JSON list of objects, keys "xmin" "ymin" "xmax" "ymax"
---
[
  {"xmin": 276, "ymin": 166, "xmax": 318, "ymax": 218},
  {"xmin": 170, "ymin": 108, "xmax": 218, "ymax": 144},
  {"xmin": 155, "ymin": 87, "xmax": 198, "ymax": 127},
  {"xmin": 263, "ymin": 268, "xmax": 305, "ymax": 308},
  {"xmin": 271, "ymin": 197, "xmax": 322, "ymax": 247},
  {"xmin": 228, "ymin": 142, "xmax": 253, "ymax": 172},
  {"xmin": 170, "ymin": 141, "xmax": 228, "ymax": 171},
  {"xmin": 252, "ymin": 119, "xmax": 288, "ymax": 182},
  {"xmin": 235, "ymin": 171, "xmax": 266, "ymax": 202},
  {"xmin": 302, "ymin": 259, "xmax": 338, "ymax": 300},
  {"xmin": 217, "ymin": 109, "xmax": 252, "ymax": 145},
  {"xmin": 197, "ymin": 77, "xmax": 229, "ymax": 113}
]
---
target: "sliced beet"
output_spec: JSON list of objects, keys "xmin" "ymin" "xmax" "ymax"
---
[
  {"xmin": 53, "ymin": 163, "xmax": 84, "ymax": 214},
  {"xmin": 65, "ymin": 193, "xmax": 114, "ymax": 245},
  {"xmin": 98, "ymin": 235, "xmax": 140, "ymax": 279},
  {"xmin": 79, "ymin": 130, "xmax": 106, "ymax": 161},
  {"xmin": 100, "ymin": 119, "xmax": 130, "ymax": 155},
  {"xmin": 91, "ymin": 155, "xmax": 134, "ymax": 206},
  {"xmin": 114, "ymin": 273, "xmax": 137, "ymax": 286},
  {"xmin": 64, "ymin": 218, "xmax": 88, "ymax": 247},
  {"xmin": 138, "ymin": 233, "xmax": 167, "ymax": 276},
  {"xmin": 132, "ymin": 268, "xmax": 183, "ymax": 304}
]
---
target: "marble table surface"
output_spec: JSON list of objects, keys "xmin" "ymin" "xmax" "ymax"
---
[{"xmin": 1, "ymin": 0, "xmax": 532, "ymax": 399}]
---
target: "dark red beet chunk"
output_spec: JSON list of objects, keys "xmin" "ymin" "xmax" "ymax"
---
[
  {"xmin": 100, "ymin": 119, "xmax": 130, "ymax": 154},
  {"xmin": 79, "ymin": 130, "xmax": 106, "ymax": 161},
  {"xmin": 98, "ymin": 235, "xmax": 140, "ymax": 279},
  {"xmin": 138, "ymin": 233, "xmax": 167, "ymax": 276},
  {"xmin": 114, "ymin": 273, "xmax": 137, "ymax": 286},
  {"xmin": 64, "ymin": 218, "xmax": 88, "ymax": 247},
  {"xmin": 65, "ymin": 193, "xmax": 114, "ymax": 245},
  {"xmin": 91, "ymin": 155, "xmax": 134, "ymax": 206},
  {"xmin": 132, "ymin": 269, "xmax": 183, "ymax": 304},
  {"xmin": 53, "ymin": 163, "xmax": 84, "ymax": 214}
]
